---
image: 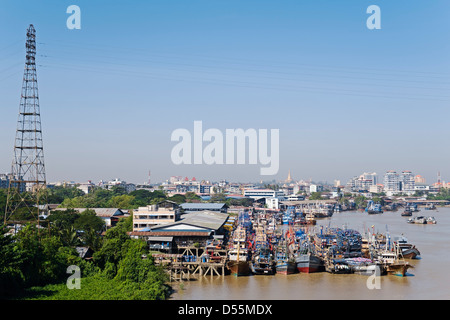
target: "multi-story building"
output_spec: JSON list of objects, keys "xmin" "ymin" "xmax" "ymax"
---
[
  {"xmin": 132, "ymin": 200, "xmax": 181, "ymax": 231},
  {"xmin": 347, "ymin": 172, "xmax": 377, "ymax": 192},
  {"xmin": 100, "ymin": 178, "xmax": 136, "ymax": 193},
  {"xmin": 309, "ymin": 184, "xmax": 324, "ymax": 193},
  {"xmin": 401, "ymin": 171, "xmax": 415, "ymax": 194},
  {"xmin": 384, "ymin": 170, "xmax": 401, "ymax": 195},
  {"xmin": 243, "ymin": 188, "xmax": 285, "ymax": 199},
  {"xmin": 383, "ymin": 170, "xmax": 415, "ymax": 195}
]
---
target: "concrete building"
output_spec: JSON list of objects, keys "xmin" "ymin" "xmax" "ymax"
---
[
  {"xmin": 347, "ymin": 172, "xmax": 377, "ymax": 192},
  {"xmin": 383, "ymin": 170, "xmax": 416, "ymax": 196},
  {"xmin": 401, "ymin": 171, "xmax": 415, "ymax": 195},
  {"xmin": 129, "ymin": 210, "xmax": 229, "ymax": 251},
  {"xmin": 77, "ymin": 181, "xmax": 95, "ymax": 194},
  {"xmin": 243, "ymin": 189, "xmax": 285, "ymax": 199},
  {"xmin": 384, "ymin": 171, "xmax": 401, "ymax": 195},
  {"xmin": 369, "ymin": 184, "xmax": 384, "ymax": 194},
  {"xmin": 133, "ymin": 200, "xmax": 181, "ymax": 231},
  {"xmin": 100, "ymin": 178, "xmax": 136, "ymax": 193},
  {"xmin": 309, "ymin": 184, "xmax": 324, "ymax": 193},
  {"xmin": 266, "ymin": 197, "xmax": 279, "ymax": 209}
]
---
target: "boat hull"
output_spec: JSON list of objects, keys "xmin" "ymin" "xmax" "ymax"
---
[
  {"xmin": 226, "ymin": 260, "xmax": 251, "ymax": 276},
  {"xmin": 296, "ymin": 254, "xmax": 324, "ymax": 273},
  {"xmin": 250, "ymin": 263, "xmax": 275, "ymax": 275},
  {"xmin": 400, "ymin": 247, "xmax": 420, "ymax": 259},
  {"xmin": 275, "ymin": 261, "xmax": 297, "ymax": 275},
  {"xmin": 386, "ymin": 263, "xmax": 413, "ymax": 277}
]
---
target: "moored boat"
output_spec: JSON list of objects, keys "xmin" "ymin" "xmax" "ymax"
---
[
  {"xmin": 426, "ymin": 216, "xmax": 437, "ymax": 224},
  {"xmin": 407, "ymin": 216, "xmax": 427, "ymax": 224},
  {"xmin": 275, "ymin": 256, "xmax": 297, "ymax": 275},
  {"xmin": 401, "ymin": 207, "xmax": 412, "ymax": 216},
  {"xmin": 251, "ymin": 247, "xmax": 275, "ymax": 275},
  {"xmin": 366, "ymin": 201, "xmax": 383, "ymax": 214},
  {"xmin": 345, "ymin": 257, "xmax": 383, "ymax": 275},
  {"xmin": 226, "ymin": 250, "xmax": 251, "ymax": 276},
  {"xmin": 226, "ymin": 225, "xmax": 251, "ymax": 276},
  {"xmin": 295, "ymin": 252, "xmax": 324, "ymax": 273},
  {"xmin": 376, "ymin": 250, "xmax": 413, "ymax": 277},
  {"xmin": 393, "ymin": 236, "xmax": 420, "ymax": 259}
]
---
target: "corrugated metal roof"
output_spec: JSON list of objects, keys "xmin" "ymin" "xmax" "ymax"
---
[
  {"xmin": 150, "ymin": 211, "xmax": 229, "ymax": 231},
  {"xmin": 180, "ymin": 203, "xmax": 227, "ymax": 210}
]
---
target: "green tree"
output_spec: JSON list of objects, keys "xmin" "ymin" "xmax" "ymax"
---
[
  {"xmin": 73, "ymin": 209, "xmax": 105, "ymax": 233},
  {"xmin": 0, "ymin": 226, "xmax": 23, "ymax": 296},
  {"xmin": 168, "ymin": 194, "xmax": 186, "ymax": 204},
  {"xmin": 48, "ymin": 208, "xmax": 80, "ymax": 230},
  {"xmin": 309, "ymin": 192, "xmax": 323, "ymax": 200},
  {"xmin": 185, "ymin": 191, "xmax": 201, "ymax": 202},
  {"xmin": 108, "ymin": 194, "xmax": 136, "ymax": 209}
]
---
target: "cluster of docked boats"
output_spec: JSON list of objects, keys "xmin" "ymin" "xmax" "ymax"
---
[{"xmin": 226, "ymin": 211, "xmax": 420, "ymax": 277}]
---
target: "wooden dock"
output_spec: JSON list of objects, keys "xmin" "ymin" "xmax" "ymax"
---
[{"xmin": 152, "ymin": 246, "xmax": 228, "ymax": 282}]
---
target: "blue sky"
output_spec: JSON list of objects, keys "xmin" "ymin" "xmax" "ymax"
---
[{"xmin": 1, "ymin": 1, "xmax": 450, "ymax": 185}]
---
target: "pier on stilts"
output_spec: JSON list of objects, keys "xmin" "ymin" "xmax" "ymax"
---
[{"xmin": 152, "ymin": 245, "xmax": 228, "ymax": 282}]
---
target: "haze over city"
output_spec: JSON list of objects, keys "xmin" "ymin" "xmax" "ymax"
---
[{"xmin": 1, "ymin": 1, "xmax": 449, "ymax": 184}]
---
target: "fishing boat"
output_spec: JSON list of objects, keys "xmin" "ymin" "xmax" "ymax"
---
[
  {"xmin": 393, "ymin": 236, "xmax": 420, "ymax": 259},
  {"xmin": 345, "ymin": 257, "xmax": 382, "ymax": 275},
  {"xmin": 226, "ymin": 226, "xmax": 251, "ymax": 276},
  {"xmin": 426, "ymin": 216, "xmax": 437, "ymax": 224},
  {"xmin": 305, "ymin": 212, "xmax": 316, "ymax": 225},
  {"xmin": 407, "ymin": 216, "xmax": 427, "ymax": 224},
  {"xmin": 401, "ymin": 207, "xmax": 412, "ymax": 216},
  {"xmin": 376, "ymin": 250, "xmax": 413, "ymax": 277},
  {"xmin": 424, "ymin": 203, "xmax": 436, "ymax": 210},
  {"xmin": 250, "ymin": 246, "xmax": 275, "ymax": 275},
  {"xmin": 366, "ymin": 200, "xmax": 383, "ymax": 214},
  {"xmin": 275, "ymin": 251, "xmax": 297, "ymax": 275},
  {"xmin": 324, "ymin": 258, "xmax": 353, "ymax": 274},
  {"xmin": 275, "ymin": 229, "xmax": 297, "ymax": 275},
  {"xmin": 295, "ymin": 251, "xmax": 324, "ymax": 273},
  {"xmin": 250, "ymin": 226, "xmax": 275, "ymax": 275}
]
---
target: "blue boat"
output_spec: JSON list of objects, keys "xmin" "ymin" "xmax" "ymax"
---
[{"xmin": 366, "ymin": 200, "xmax": 383, "ymax": 214}]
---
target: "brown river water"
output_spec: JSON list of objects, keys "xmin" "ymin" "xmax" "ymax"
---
[{"xmin": 170, "ymin": 207, "xmax": 450, "ymax": 300}]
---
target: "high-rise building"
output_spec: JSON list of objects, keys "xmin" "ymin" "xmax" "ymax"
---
[
  {"xmin": 383, "ymin": 170, "xmax": 415, "ymax": 195},
  {"xmin": 347, "ymin": 172, "xmax": 377, "ymax": 191},
  {"xmin": 384, "ymin": 171, "xmax": 401, "ymax": 194},
  {"xmin": 401, "ymin": 171, "xmax": 415, "ymax": 194}
]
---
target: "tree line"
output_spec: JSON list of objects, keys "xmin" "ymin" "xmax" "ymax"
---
[{"xmin": 0, "ymin": 213, "xmax": 170, "ymax": 300}]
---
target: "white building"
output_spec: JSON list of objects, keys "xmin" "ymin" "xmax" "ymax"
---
[
  {"xmin": 243, "ymin": 189, "xmax": 285, "ymax": 199},
  {"xmin": 369, "ymin": 184, "xmax": 384, "ymax": 194},
  {"xmin": 100, "ymin": 178, "xmax": 136, "ymax": 193},
  {"xmin": 383, "ymin": 170, "xmax": 416, "ymax": 196},
  {"xmin": 266, "ymin": 197, "xmax": 279, "ymax": 210},
  {"xmin": 133, "ymin": 201, "xmax": 181, "ymax": 232},
  {"xmin": 347, "ymin": 172, "xmax": 377, "ymax": 191},
  {"xmin": 401, "ymin": 171, "xmax": 415, "ymax": 194},
  {"xmin": 309, "ymin": 184, "xmax": 323, "ymax": 193}
]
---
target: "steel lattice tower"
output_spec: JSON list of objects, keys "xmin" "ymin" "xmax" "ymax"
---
[{"xmin": 4, "ymin": 25, "xmax": 47, "ymax": 225}]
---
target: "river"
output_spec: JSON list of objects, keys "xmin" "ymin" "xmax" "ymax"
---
[{"xmin": 170, "ymin": 207, "xmax": 450, "ymax": 300}]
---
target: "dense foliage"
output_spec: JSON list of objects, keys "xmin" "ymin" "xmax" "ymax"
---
[{"xmin": 0, "ymin": 216, "xmax": 170, "ymax": 300}]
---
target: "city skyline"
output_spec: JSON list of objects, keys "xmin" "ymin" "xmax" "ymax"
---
[{"xmin": 1, "ymin": 1, "xmax": 450, "ymax": 185}]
